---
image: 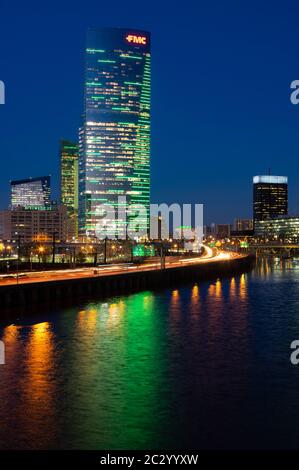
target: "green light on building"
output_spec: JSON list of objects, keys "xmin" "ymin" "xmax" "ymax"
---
[
  {"xmin": 60, "ymin": 140, "xmax": 79, "ymax": 239},
  {"xmin": 133, "ymin": 245, "xmax": 145, "ymax": 257}
]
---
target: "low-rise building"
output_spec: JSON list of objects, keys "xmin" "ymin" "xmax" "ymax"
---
[
  {"xmin": 234, "ymin": 219, "xmax": 254, "ymax": 232},
  {"xmin": 215, "ymin": 224, "xmax": 232, "ymax": 239},
  {"xmin": 0, "ymin": 206, "xmax": 67, "ymax": 243},
  {"xmin": 254, "ymin": 216, "xmax": 299, "ymax": 242}
]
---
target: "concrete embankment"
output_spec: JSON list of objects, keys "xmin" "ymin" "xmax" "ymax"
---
[{"xmin": 0, "ymin": 255, "xmax": 254, "ymax": 310}]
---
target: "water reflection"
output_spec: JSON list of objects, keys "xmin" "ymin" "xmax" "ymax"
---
[
  {"xmin": 190, "ymin": 284, "xmax": 200, "ymax": 317},
  {"xmin": 63, "ymin": 291, "xmax": 169, "ymax": 449},
  {"xmin": 0, "ymin": 259, "xmax": 299, "ymax": 449},
  {"xmin": 239, "ymin": 273, "xmax": 247, "ymax": 299},
  {"xmin": 22, "ymin": 322, "xmax": 57, "ymax": 445},
  {"xmin": 24, "ymin": 322, "xmax": 55, "ymax": 402},
  {"xmin": 215, "ymin": 278, "xmax": 222, "ymax": 299},
  {"xmin": 169, "ymin": 289, "xmax": 181, "ymax": 325},
  {"xmin": 230, "ymin": 277, "xmax": 237, "ymax": 299},
  {"xmin": 171, "ymin": 289, "xmax": 180, "ymax": 304},
  {"xmin": 0, "ymin": 322, "xmax": 58, "ymax": 449}
]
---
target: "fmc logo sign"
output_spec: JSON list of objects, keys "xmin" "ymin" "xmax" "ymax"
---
[{"xmin": 125, "ymin": 34, "xmax": 147, "ymax": 45}]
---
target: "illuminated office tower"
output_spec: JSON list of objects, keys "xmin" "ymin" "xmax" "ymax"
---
[
  {"xmin": 60, "ymin": 140, "xmax": 79, "ymax": 238},
  {"xmin": 11, "ymin": 176, "xmax": 51, "ymax": 210},
  {"xmin": 253, "ymin": 175, "xmax": 288, "ymax": 220},
  {"xmin": 79, "ymin": 28, "xmax": 151, "ymax": 237}
]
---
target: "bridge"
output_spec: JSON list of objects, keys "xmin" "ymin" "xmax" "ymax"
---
[{"xmin": 243, "ymin": 244, "xmax": 299, "ymax": 256}]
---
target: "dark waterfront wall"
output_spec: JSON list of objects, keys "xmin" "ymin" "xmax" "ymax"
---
[{"xmin": 0, "ymin": 256, "xmax": 254, "ymax": 312}]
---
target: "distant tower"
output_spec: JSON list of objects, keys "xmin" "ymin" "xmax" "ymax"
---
[
  {"xmin": 60, "ymin": 140, "xmax": 79, "ymax": 238},
  {"xmin": 11, "ymin": 176, "xmax": 51, "ymax": 210},
  {"xmin": 253, "ymin": 175, "xmax": 288, "ymax": 220}
]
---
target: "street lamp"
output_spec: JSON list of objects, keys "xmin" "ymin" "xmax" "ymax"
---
[
  {"xmin": 14, "ymin": 232, "xmax": 23, "ymax": 285},
  {"xmin": 38, "ymin": 246, "xmax": 45, "ymax": 264},
  {"xmin": 52, "ymin": 232, "xmax": 58, "ymax": 264},
  {"xmin": 103, "ymin": 236, "xmax": 108, "ymax": 264},
  {"xmin": 93, "ymin": 236, "xmax": 98, "ymax": 266}
]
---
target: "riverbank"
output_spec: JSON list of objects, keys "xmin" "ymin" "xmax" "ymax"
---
[{"xmin": 0, "ymin": 254, "xmax": 254, "ymax": 311}]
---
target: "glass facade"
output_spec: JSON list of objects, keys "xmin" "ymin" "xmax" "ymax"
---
[
  {"xmin": 253, "ymin": 175, "xmax": 288, "ymax": 221},
  {"xmin": 255, "ymin": 216, "xmax": 299, "ymax": 242},
  {"xmin": 79, "ymin": 28, "xmax": 151, "ymax": 237},
  {"xmin": 60, "ymin": 140, "xmax": 79, "ymax": 238},
  {"xmin": 11, "ymin": 176, "xmax": 51, "ymax": 210}
]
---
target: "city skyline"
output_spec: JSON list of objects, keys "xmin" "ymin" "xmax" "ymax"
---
[
  {"xmin": 1, "ymin": 2, "xmax": 299, "ymax": 458},
  {"xmin": 1, "ymin": 1, "xmax": 299, "ymax": 224}
]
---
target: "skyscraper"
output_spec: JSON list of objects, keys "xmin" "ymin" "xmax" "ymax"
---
[
  {"xmin": 79, "ymin": 28, "xmax": 151, "ymax": 237},
  {"xmin": 60, "ymin": 140, "xmax": 79, "ymax": 238},
  {"xmin": 11, "ymin": 176, "xmax": 51, "ymax": 210},
  {"xmin": 253, "ymin": 175, "xmax": 288, "ymax": 220}
]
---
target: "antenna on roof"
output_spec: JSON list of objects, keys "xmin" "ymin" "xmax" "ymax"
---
[{"xmin": 268, "ymin": 168, "xmax": 271, "ymax": 176}]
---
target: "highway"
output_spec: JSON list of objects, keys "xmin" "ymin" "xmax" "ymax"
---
[{"xmin": 0, "ymin": 247, "xmax": 244, "ymax": 286}]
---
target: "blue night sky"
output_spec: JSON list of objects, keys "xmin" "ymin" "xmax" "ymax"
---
[{"xmin": 1, "ymin": 0, "xmax": 299, "ymax": 224}]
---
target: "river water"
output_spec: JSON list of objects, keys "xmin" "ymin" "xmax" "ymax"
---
[{"xmin": 0, "ymin": 258, "xmax": 299, "ymax": 450}]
